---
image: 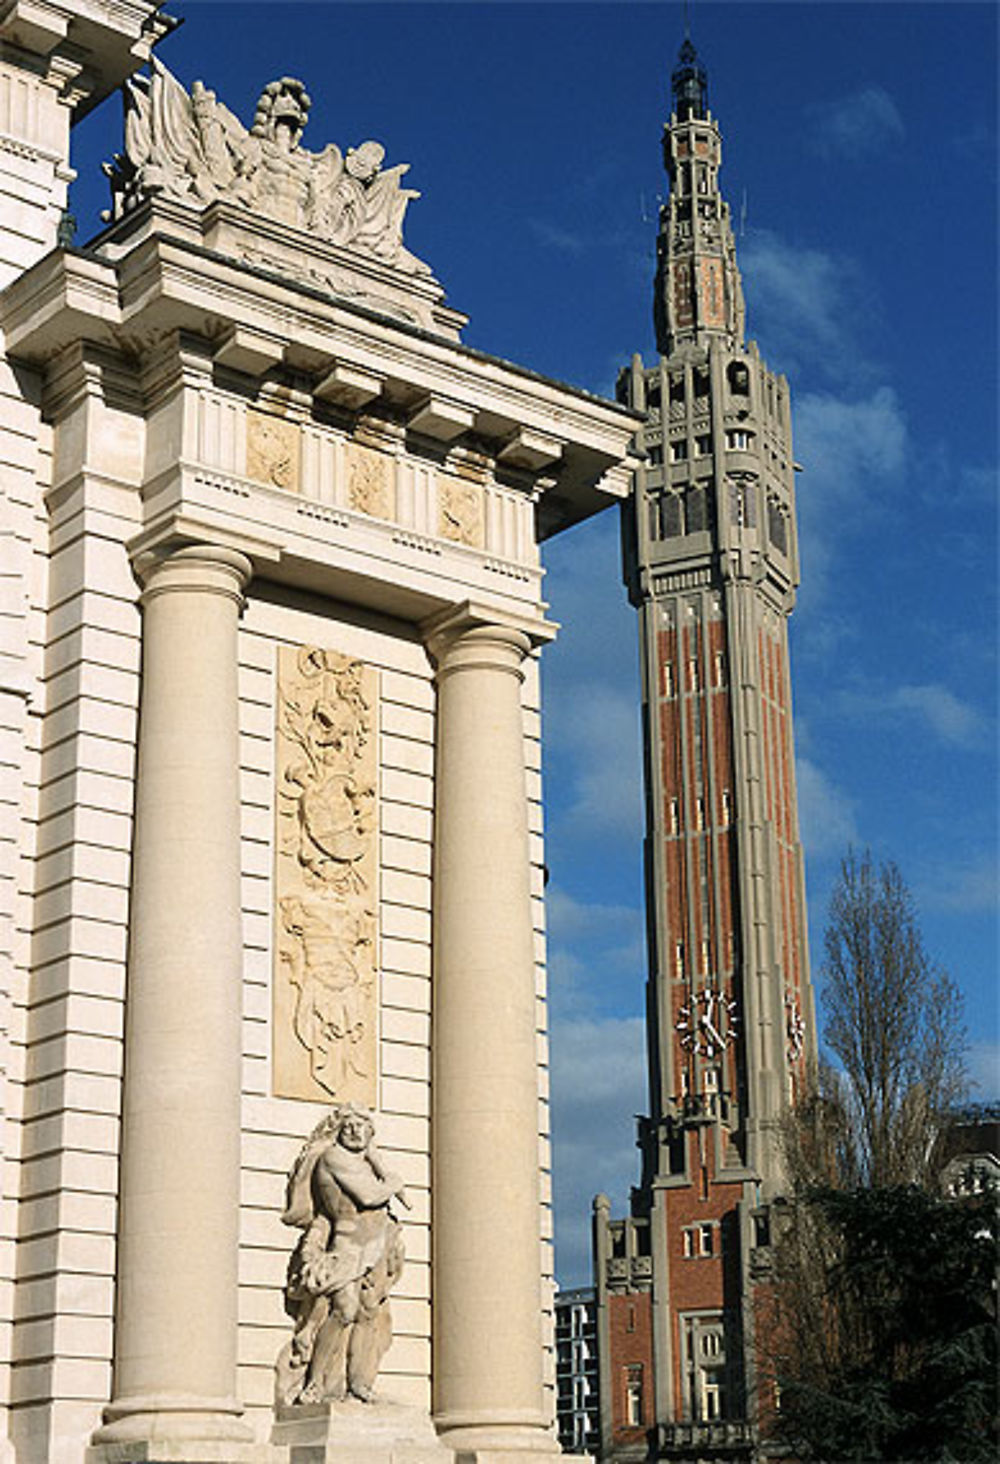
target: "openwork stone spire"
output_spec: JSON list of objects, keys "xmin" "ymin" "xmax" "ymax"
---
[{"xmin": 654, "ymin": 39, "xmax": 745, "ymax": 355}]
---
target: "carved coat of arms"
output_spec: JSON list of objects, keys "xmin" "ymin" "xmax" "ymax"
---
[{"xmin": 274, "ymin": 647, "xmax": 378, "ymax": 1104}]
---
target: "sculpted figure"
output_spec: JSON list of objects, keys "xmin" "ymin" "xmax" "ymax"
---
[
  {"xmin": 105, "ymin": 60, "xmax": 431, "ymax": 275},
  {"xmin": 276, "ymin": 1106, "xmax": 408, "ymax": 1406},
  {"xmin": 279, "ymin": 893, "xmax": 375, "ymax": 1096}
]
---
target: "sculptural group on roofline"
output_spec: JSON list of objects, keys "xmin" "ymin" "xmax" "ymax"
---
[
  {"xmin": 276, "ymin": 1104, "xmax": 408, "ymax": 1408},
  {"xmin": 104, "ymin": 59, "xmax": 431, "ymax": 276}
]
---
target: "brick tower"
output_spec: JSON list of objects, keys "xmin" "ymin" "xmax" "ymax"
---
[{"xmin": 593, "ymin": 38, "xmax": 816, "ymax": 1461}]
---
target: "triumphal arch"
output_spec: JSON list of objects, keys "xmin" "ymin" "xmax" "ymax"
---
[{"xmin": 0, "ymin": 4, "xmax": 635, "ymax": 1461}]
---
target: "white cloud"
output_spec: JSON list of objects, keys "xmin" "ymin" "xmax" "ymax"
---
[
  {"xmin": 549, "ymin": 1014, "xmax": 647, "ymax": 1286},
  {"xmin": 921, "ymin": 853, "xmax": 999, "ymax": 916},
  {"xmin": 742, "ymin": 232, "xmax": 856, "ymax": 374},
  {"xmin": 835, "ymin": 679, "xmax": 987, "ymax": 749},
  {"xmin": 886, "ymin": 683, "xmax": 985, "ymax": 748},
  {"xmin": 545, "ymin": 885, "xmax": 645, "ymax": 1021},
  {"xmin": 793, "ymin": 386, "xmax": 907, "ymax": 601},
  {"xmin": 808, "ymin": 86, "xmax": 905, "ymax": 160},
  {"xmin": 528, "ymin": 217, "xmax": 586, "ymax": 254},
  {"xmin": 967, "ymin": 1040, "xmax": 1000, "ymax": 1102},
  {"xmin": 795, "ymin": 755, "xmax": 859, "ymax": 858},
  {"xmin": 549, "ymin": 681, "xmax": 644, "ymax": 842}
]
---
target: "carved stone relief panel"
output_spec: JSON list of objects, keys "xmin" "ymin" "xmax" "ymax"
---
[
  {"xmin": 344, "ymin": 442, "xmax": 393, "ymax": 520},
  {"xmin": 274, "ymin": 646, "xmax": 378, "ymax": 1105},
  {"xmin": 437, "ymin": 472, "xmax": 485, "ymax": 548},
  {"xmin": 248, "ymin": 409, "xmax": 301, "ymax": 492}
]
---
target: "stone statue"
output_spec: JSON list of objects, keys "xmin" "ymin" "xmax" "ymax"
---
[
  {"xmin": 104, "ymin": 58, "xmax": 430, "ymax": 276},
  {"xmin": 276, "ymin": 1105, "xmax": 408, "ymax": 1407}
]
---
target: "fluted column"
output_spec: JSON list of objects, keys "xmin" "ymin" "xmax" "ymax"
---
[
  {"xmin": 93, "ymin": 544, "xmax": 253, "ymax": 1453},
  {"xmin": 427, "ymin": 610, "xmax": 558, "ymax": 1459}
]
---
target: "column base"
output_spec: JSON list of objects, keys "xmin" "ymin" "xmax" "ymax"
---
[
  {"xmin": 434, "ymin": 1417, "xmax": 561, "ymax": 1460},
  {"xmin": 452, "ymin": 1456, "xmax": 567, "ymax": 1464},
  {"xmin": 88, "ymin": 1392, "xmax": 258, "ymax": 1462},
  {"xmin": 272, "ymin": 1400, "xmax": 453, "ymax": 1462},
  {"xmin": 87, "ymin": 1447, "xmax": 276, "ymax": 1464}
]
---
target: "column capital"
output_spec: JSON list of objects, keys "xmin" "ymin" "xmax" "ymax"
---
[
  {"xmin": 422, "ymin": 599, "xmax": 555, "ymax": 676},
  {"xmin": 132, "ymin": 542, "xmax": 253, "ymax": 610}
]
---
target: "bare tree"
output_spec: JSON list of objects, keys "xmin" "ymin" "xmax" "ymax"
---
[
  {"xmin": 820, "ymin": 848, "xmax": 968, "ymax": 1187},
  {"xmin": 757, "ymin": 852, "xmax": 989, "ymax": 1460}
]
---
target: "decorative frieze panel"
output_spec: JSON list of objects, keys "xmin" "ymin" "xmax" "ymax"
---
[
  {"xmin": 273, "ymin": 645, "xmax": 379, "ymax": 1105},
  {"xmin": 437, "ymin": 472, "xmax": 485, "ymax": 548},
  {"xmin": 345, "ymin": 441, "xmax": 393, "ymax": 519},
  {"xmin": 191, "ymin": 387, "xmax": 538, "ymax": 564},
  {"xmin": 247, "ymin": 408, "xmax": 300, "ymax": 493}
]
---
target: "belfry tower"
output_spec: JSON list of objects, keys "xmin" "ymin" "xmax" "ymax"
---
[{"xmin": 593, "ymin": 38, "xmax": 816, "ymax": 1461}]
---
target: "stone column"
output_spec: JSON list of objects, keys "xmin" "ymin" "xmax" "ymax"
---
[
  {"xmin": 426, "ymin": 610, "xmax": 558, "ymax": 1460},
  {"xmin": 92, "ymin": 544, "xmax": 253, "ymax": 1455}
]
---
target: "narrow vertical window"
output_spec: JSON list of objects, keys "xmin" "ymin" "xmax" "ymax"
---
[
  {"xmin": 625, "ymin": 1365, "xmax": 644, "ymax": 1426},
  {"xmin": 674, "ymin": 941, "xmax": 685, "ymax": 977},
  {"xmin": 721, "ymin": 789, "xmax": 732, "ymax": 826},
  {"xmin": 669, "ymin": 797, "xmax": 680, "ymax": 835},
  {"xmin": 664, "ymin": 662, "xmax": 675, "ymax": 698}
]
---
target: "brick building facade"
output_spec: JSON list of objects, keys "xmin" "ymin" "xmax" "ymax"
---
[{"xmin": 593, "ymin": 39, "xmax": 817, "ymax": 1462}]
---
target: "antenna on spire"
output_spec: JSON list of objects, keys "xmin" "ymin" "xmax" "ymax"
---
[{"xmin": 683, "ymin": 0, "xmax": 691, "ymax": 43}]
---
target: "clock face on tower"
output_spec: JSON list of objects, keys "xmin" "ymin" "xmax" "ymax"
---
[{"xmin": 675, "ymin": 988, "xmax": 739, "ymax": 1059}]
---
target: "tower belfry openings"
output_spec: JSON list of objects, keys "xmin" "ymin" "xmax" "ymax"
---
[{"xmin": 593, "ymin": 35, "xmax": 817, "ymax": 1460}]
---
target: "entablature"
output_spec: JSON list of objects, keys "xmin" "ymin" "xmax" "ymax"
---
[{"xmin": 2, "ymin": 206, "xmax": 638, "ymax": 545}]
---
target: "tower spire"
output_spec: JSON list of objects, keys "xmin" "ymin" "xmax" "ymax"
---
[
  {"xmin": 654, "ymin": 37, "xmax": 744, "ymax": 356},
  {"xmin": 671, "ymin": 32, "xmax": 708, "ymax": 121}
]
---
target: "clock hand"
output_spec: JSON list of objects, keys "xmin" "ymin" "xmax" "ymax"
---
[{"xmin": 702, "ymin": 1018, "xmax": 725, "ymax": 1046}]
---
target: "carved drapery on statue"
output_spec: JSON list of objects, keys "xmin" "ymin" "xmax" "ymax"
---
[
  {"xmin": 104, "ymin": 60, "xmax": 430, "ymax": 276},
  {"xmin": 274, "ymin": 646, "xmax": 378, "ymax": 1104},
  {"xmin": 276, "ymin": 1105, "xmax": 407, "ymax": 1406}
]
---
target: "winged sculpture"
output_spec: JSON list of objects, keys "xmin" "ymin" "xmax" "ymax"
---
[{"xmin": 103, "ymin": 60, "xmax": 430, "ymax": 277}]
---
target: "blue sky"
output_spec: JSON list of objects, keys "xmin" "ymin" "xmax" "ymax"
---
[{"xmin": 69, "ymin": 2, "xmax": 998, "ymax": 1288}]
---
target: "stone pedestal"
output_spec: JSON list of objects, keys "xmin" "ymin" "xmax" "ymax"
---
[
  {"xmin": 426, "ymin": 610, "xmax": 559, "ymax": 1462},
  {"xmin": 272, "ymin": 1402, "xmax": 452, "ymax": 1463},
  {"xmin": 89, "ymin": 545, "xmax": 254, "ymax": 1459}
]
